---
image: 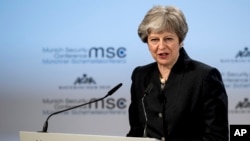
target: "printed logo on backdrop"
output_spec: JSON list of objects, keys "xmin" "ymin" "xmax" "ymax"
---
[
  {"xmin": 43, "ymin": 73, "xmax": 127, "ymax": 115},
  {"xmin": 42, "ymin": 46, "xmax": 127, "ymax": 64},
  {"xmin": 221, "ymin": 72, "xmax": 250, "ymax": 89},
  {"xmin": 229, "ymin": 98, "xmax": 250, "ymax": 114},
  {"xmin": 219, "ymin": 46, "xmax": 250, "ymax": 89},
  {"xmin": 220, "ymin": 46, "xmax": 250, "ymax": 63},
  {"xmin": 58, "ymin": 73, "xmax": 111, "ymax": 90},
  {"xmin": 42, "ymin": 97, "xmax": 127, "ymax": 116}
]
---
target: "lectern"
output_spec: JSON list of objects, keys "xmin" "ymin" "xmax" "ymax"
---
[{"xmin": 20, "ymin": 131, "xmax": 160, "ymax": 141}]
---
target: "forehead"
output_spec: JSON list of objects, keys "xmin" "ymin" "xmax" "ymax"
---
[{"xmin": 148, "ymin": 31, "xmax": 177, "ymax": 37}]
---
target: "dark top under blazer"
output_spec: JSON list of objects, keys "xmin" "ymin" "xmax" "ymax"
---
[{"xmin": 127, "ymin": 48, "xmax": 228, "ymax": 141}]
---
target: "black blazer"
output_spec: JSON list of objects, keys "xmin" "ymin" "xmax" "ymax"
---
[{"xmin": 127, "ymin": 48, "xmax": 228, "ymax": 141}]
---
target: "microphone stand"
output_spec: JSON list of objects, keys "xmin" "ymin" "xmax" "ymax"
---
[
  {"xmin": 40, "ymin": 83, "xmax": 122, "ymax": 133},
  {"xmin": 142, "ymin": 83, "xmax": 153, "ymax": 137},
  {"xmin": 142, "ymin": 94, "xmax": 148, "ymax": 137}
]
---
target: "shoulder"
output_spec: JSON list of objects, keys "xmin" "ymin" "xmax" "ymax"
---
[
  {"xmin": 190, "ymin": 59, "xmax": 214, "ymax": 72},
  {"xmin": 187, "ymin": 59, "xmax": 223, "ymax": 82},
  {"xmin": 176, "ymin": 48, "xmax": 220, "ymax": 77},
  {"xmin": 133, "ymin": 62, "xmax": 157, "ymax": 73},
  {"xmin": 131, "ymin": 62, "xmax": 157, "ymax": 81}
]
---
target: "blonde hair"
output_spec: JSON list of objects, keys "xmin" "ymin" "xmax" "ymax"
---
[{"xmin": 138, "ymin": 5, "xmax": 188, "ymax": 43}]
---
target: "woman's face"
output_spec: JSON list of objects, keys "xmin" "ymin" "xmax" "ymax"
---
[{"xmin": 147, "ymin": 31, "xmax": 181, "ymax": 68}]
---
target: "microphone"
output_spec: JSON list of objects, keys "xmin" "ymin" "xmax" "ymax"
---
[
  {"xmin": 40, "ymin": 83, "xmax": 122, "ymax": 133},
  {"xmin": 142, "ymin": 83, "xmax": 153, "ymax": 137}
]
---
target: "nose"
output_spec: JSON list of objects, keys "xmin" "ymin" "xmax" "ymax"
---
[{"xmin": 158, "ymin": 39, "xmax": 166, "ymax": 49}]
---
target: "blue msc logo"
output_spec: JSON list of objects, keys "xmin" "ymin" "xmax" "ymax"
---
[
  {"xmin": 42, "ymin": 46, "xmax": 127, "ymax": 64},
  {"xmin": 89, "ymin": 47, "xmax": 126, "ymax": 58}
]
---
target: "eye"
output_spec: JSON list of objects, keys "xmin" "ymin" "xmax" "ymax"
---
[
  {"xmin": 150, "ymin": 38, "xmax": 159, "ymax": 42},
  {"xmin": 164, "ymin": 37, "xmax": 173, "ymax": 41}
]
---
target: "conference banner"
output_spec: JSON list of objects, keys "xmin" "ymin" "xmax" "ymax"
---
[{"xmin": 0, "ymin": 1, "xmax": 249, "ymax": 141}]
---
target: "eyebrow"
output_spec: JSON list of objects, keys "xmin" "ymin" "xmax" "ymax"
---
[{"xmin": 148, "ymin": 34, "xmax": 175, "ymax": 38}]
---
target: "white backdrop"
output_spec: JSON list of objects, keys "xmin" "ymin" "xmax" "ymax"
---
[{"xmin": 0, "ymin": 0, "xmax": 250, "ymax": 141}]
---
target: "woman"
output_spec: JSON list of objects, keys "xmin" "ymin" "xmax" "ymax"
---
[{"xmin": 127, "ymin": 5, "xmax": 228, "ymax": 141}]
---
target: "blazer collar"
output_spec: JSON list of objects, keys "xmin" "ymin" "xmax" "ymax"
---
[{"xmin": 171, "ymin": 47, "xmax": 191, "ymax": 73}]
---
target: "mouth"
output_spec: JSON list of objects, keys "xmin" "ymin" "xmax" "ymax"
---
[{"xmin": 158, "ymin": 53, "xmax": 169, "ymax": 57}]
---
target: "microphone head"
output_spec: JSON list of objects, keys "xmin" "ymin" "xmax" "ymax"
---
[{"xmin": 107, "ymin": 83, "xmax": 122, "ymax": 96}]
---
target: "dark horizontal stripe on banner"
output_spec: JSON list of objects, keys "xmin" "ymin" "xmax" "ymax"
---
[{"xmin": 230, "ymin": 125, "xmax": 250, "ymax": 141}]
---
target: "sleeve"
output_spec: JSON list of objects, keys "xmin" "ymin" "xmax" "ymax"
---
[
  {"xmin": 126, "ymin": 67, "xmax": 144, "ymax": 137},
  {"xmin": 202, "ymin": 68, "xmax": 229, "ymax": 141}
]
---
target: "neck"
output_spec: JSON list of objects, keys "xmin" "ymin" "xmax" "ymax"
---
[
  {"xmin": 157, "ymin": 52, "xmax": 179, "ymax": 82},
  {"xmin": 158, "ymin": 65, "xmax": 171, "ymax": 83}
]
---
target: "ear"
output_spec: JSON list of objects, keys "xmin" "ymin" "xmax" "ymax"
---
[{"xmin": 180, "ymin": 42, "xmax": 184, "ymax": 48}]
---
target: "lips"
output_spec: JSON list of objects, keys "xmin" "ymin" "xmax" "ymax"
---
[{"xmin": 158, "ymin": 53, "xmax": 169, "ymax": 57}]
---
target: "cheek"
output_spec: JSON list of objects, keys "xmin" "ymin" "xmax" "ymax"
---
[
  {"xmin": 148, "ymin": 45, "xmax": 156, "ymax": 53},
  {"xmin": 147, "ymin": 46, "xmax": 157, "ymax": 59},
  {"xmin": 170, "ymin": 43, "xmax": 181, "ymax": 52}
]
